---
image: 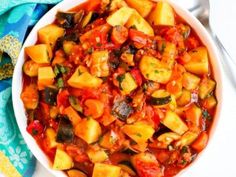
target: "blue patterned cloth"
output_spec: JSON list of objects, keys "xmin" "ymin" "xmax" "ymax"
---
[{"xmin": 0, "ymin": 0, "xmax": 61, "ymax": 176}]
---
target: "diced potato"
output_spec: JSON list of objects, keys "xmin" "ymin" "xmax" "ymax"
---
[
  {"xmin": 68, "ymin": 66, "xmax": 103, "ymax": 89},
  {"xmin": 75, "ymin": 118, "xmax": 102, "ymax": 144},
  {"xmin": 185, "ymin": 105, "xmax": 202, "ymax": 131},
  {"xmin": 199, "ymin": 78, "xmax": 216, "ymax": 99},
  {"xmin": 63, "ymin": 106, "xmax": 81, "ymax": 127},
  {"xmin": 182, "ymin": 72, "xmax": 201, "ymax": 90},
  {"xmin": 175, "ymin": 131, "xmax": 199, "ymax": 147},
  {"xmin": 87, "ymin": 148, "xmax": 108, "ymax": 163},
  {"xmin": 202, "ymin": 96, "xmax": 217, "ymax": 110},
  {"xmin": 90, "ymin": 50, "xmax": 109, "ymax": 77},
  {"xmin": 107, "ymin": 6, "xmax": 134, "ymax": 26},
  {"xmin": 184, "ymin": 47, "xmax": 209, "ymax": 75},
  {"xmin": 109, "ymin": 0, "xmax": 128, "ymax": 11},
  {"xmin": 177, "ymin": 89, "xmax": 191, "ymax": 106},
  {"xmin": 67, "ymin": 169, "xmax": 87, "ymax": 177},
  {"xmin": 148, "ymin": 1, "xmax": 175, "ymax": 26},
  {"xmin": 126, "ymin": 11, "xmax": 154, "ymax": 36},
  {"xmin": 45, "ymin": 128, "xmax": 57, "ymax": 148},
  {"xmin": 162, "ymin": 42, "xmax": 176, "ymax": 69},
  {"xmin": 38, "ymin": 24, "xmax": 65, "ymax": 48},
  {"xmin": 99, "ymin": 131, "xmax": 115, "ymax": 149},
  {"xmin": 157, "ymin": 132, "xmax": 181, "ymax": 147},
  {"xmin": 38, "ymin": 66, "xmax": 55, "ymax": 90},
  {"xmin": 25, "ymin": 44, "xmax": 52, "ymax": 64},
  {"xmin": 92, "ymin": 163, "xmax": 121, "ymax": 177},
  {"xmin": 122, "ymin": 122, "xmax": 155, "ymax": 143},
  {"xmin": 23, "ymin": 60, "xmax": 39, "ymax": 77},
  {"xmin": 139, "ymin": 56, "xmax": 172, "ymax": 84},
  {"xmin": 121, "ymin": 53, "xmax": 134, "ymax": 66},
  {"xmin": 63, "ymin": 41, "xmax": 76, "ymax": 55},
  {"xmin": 119, "ymin": 72, "xmax": 137, "ymax": 95},
  {"xmin": 21, "ymin": 84, "xmax": 39, "ymax": 109},
  {"xmin": 162, "ymin": 111, "xmax": 188, "ymax": 135},
  {"xmin": 53, "ymin": 148, "xmax": 73, "ymax": 170},
  {"xmin": 125, "ymin": 0, "xmax": 153, "ymax": 17}
]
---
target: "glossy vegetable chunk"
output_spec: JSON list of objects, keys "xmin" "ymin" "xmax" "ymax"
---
[
  {"xmin": 182, "ymin": 72, "xmax": 201, "ymax": 90},
  {"xmin": 53, "ymin": 148, "xmax": 74, "ymax": 170},
  {"xmin": 90, "ymin": 50, "xmax": 109, "ymax": 77},
  {"xmin": 56, "ymin": 116, "xmax": 74, "ymax": 143},
  {"xmin": 63, "ymin": 106, "xmax": 81, "ymax": 126},
  {"xmin": 44, "ymin": 87, "xmax": 58, "ymax": 106},
  {"xmin": 21, "ymin": 84, "xmax": 39, "ymax": 109},
  {"xmin": 67, "ymin": 169, "xmax": 87, "ymax": 177},
  {"xmin": 112, "ymin": 99, "xmax": 133, "ymax": 121},
  {"xmin": 45, "ymin": 128, "xmax": 57, "ymax": 148},
  {"xmin": 38, "ymin": 66, "xmax": 55, "ymax": 90},
  {"xmin": 150, "ymin": 89, "xmax": 171, "ymax": 106},
  {"xmin": 23, "ymin": 60, "xmax": 39, "ymax": 77},
  {"xmin": 199, "ymin": 78, "xmax": 216, "ymax": 99},
  {"xmin": 118, "ymin": 72, "xmax": 138, "ymax": 95},
  {"xmin": 148, "ymin": 1, "xmax": 175, "ymax": 26},
  {"xmin": 125, "ymin": 0, "xmax": 153, "ymax": 18},
  {"xmin": 87, "ymin": 148, "xmax": 108, "ymax": 163},
  {"xmin": 92, "ymin": 163, "xmax": 121, "ymax": 177}
]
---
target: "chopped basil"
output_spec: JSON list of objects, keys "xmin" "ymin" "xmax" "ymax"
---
[
  {"xmin": 202, "ymin": 109, "xmax": 212, "ymax": 120},
  {"xmin": 57, "ymin": 78, "xmax": 64, "ymax": 88},
  {"xmin": 181, "ymin": 146, "xmax": 188, "ymax": 154},
  {"xmin": 87, "ymin": 47, "xmax": 94, "ymax": 54},
  {"xmin": 136, "ymin": 133, "xmax": 142, "ymax": 137},
  {"xmin": 54, "ymin": 65, "xmax": 60, "ymax": 76}
]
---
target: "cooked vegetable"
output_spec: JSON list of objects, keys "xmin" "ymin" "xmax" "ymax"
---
[
  {"xmin": 84, "ymin": 99, "xmax": 104, "ymax": 118},
  {"xmin": 75, "ymin": 117, "xmax": 102, "ymax": 144},
  {"xmin": 44, "ymin": 87, "xmax": 58, "ymax": 106},
  {"xmin": 67, "ymin": 169, "xmax": 87, "ymax": 177},
  {"xmin": 157, "ymin": 132, "xmax": 181, "ymax": 148},
  {"xmin": 125, "ymin": 0, "xmax": 153, "ymax": 18},
  {"xmin": 38, "ymin": 24, "xmax": 65, "ymax": 48},
  {"xmin": 139, "ymin": 56, "xmax": 172, "ymax": 84},
  {"xmin": 112, "ymin": 99, "xmax": 133, "ymax": 121},
  {"xmin": 90, "ymin": 50, "xmax": 109, "ymax": 77},
  {"xmin": 175, "ymin": 131, "xmax": 199, "ymax": 147},
  {"xmin": 161, "ymin": 42, "xmax": 176, "ymax": 69},
  {"xmin": 148, "ymin": 1, "xmax": 175, "ymax": 26},
  {"xmin": 63, "ymin": 41, "xmax": 76, "ymax": 55},
  {"xmin": 150, "ymin": 89, "xmax": 171, "ymax": 105},
  {"xmin": 185, "ymin": 104, "xmax": 202, "ymax": 127},
  {"xmin": 63, "ymin": 106, "xmax": 81, "ymax": 126},
  {"xmin": 176, "ymin": 89, "xmax": 191, "ymax": 106},
  {"xmin": 184, "ymin": 47, "xmax": 209, "ymax": 75},
  {"xmin": 182, "ymin": 72, "xmax": 201, "ymax": 90},
  {"xmin": 53, "ymin": 148, "xmax": 74, "ymax": 170},
  {"xmin": 202, "ymin": 96, "xmax": 217, "ymax": 110},
  {"xmin": 111, "ymin": 26, "xmax": 128, "ymax": 45},
  {"xmin": 68, "ymin": 66, "xmax": 103, "ymax": 89},
  {"xmin": 38, "ymin": 66, "xmax": 55, "ymax": 90},
  {"xmin": 191, "ymin": 131, "xmax": 208, "ymax": 152},
  {"xmin": 120, "ymin": 52, "xmax": 134, "ymax": 66},
  {"xmin": 106, "ymin": 6, "xmax": 134, "ymax": 26},
  {"xmin": 92, "ymin": 163, "xmax": 121, "ymax": 177},
  {"xmin": 122, "ymin": 122, "xmax": 155, "ymax": 143},
  {"xmin": 118, "ymin": 161, "xmax": 136, "ymax": 176},
  {"xmin": 199, "ymin": 78, "xmax": 216, "ymax": 99},
  {"xmin": 126, "ymin": 10, "xmax": 154, "ymax": 36},
  {"xmin": 21, "ymin": 84, "xmax": 39, "ymax": 109},
  {"xmin": 56, "ymin": 12, "xmax": 75, "ymax": 28},
  {"xmin": 45, "ymin": 128, "xmax": 57, "ymax": 148},
  {"xmin": 87, "ymin": 148, "xmax": 108, "ymax": 163},
  {"xmin": 162, "ymin": 111, "xmax": 188, "ymax": 135},
  {"xmin": 81, "ymin": 11, "xmax": 93, "ymax": 28},
  {"xmin": 23, "ymin": 60, "xmax": 39, "ymax": 77},
  {"xmin": 68, "ymin": 96, "xmax": 83, "ymax": 113},
  {"xmin": 117, "ymin": 72, "xmax": 137, "ymax": 95},
  {"xmin": 56, "ymin": 116, "xmax": 74, "ymax": 143},
  {"xmin": 25, "ymin": 44, "xmax": 52, "ymax": 64}
]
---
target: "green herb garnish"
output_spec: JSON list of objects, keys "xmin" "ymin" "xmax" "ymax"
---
[{"xmin": 57, "ymin": 78, "xmax": 64, "ymax": 88}]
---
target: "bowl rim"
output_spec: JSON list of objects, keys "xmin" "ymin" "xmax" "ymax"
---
[{"xmin": 12, "ymin": 0, "xmax": 223, "ymax": 177}]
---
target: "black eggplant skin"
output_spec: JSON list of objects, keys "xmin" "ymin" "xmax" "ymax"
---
[
  {"xmin": 44, "ymin": 87, "xmax": 58, "ymax": 106},
  {"xmin": 112, "ymin": 100, "xmax": 133, "ymax": 121},
  {"xmin": 56, "ymin": 115, "xmax": 74, "ymax": 143}
]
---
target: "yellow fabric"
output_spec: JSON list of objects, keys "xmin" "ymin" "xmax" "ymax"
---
[{"xmin": 0, "ymin": 151, "xmax": 22, "ymax": 177}]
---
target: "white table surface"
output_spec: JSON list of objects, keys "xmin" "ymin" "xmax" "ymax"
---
[{"xmin": 22, "ymin": 0, "xmax": 236, "ymax": 176}]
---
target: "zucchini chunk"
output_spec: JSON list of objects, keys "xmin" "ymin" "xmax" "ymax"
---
[
  {"xmin": 38, "ymin": 24, "xmax": 65, "ymax": 48},
  {"xmin": 150, "ymin": 89, "xmax": 171, "ymax": 105},
  {"xmin": 56, "ymin": 116, "xmax": 74, "ymax": 143},
  {"xmin": 75, "ymin": 117, "xmax": 102, "ymax": 144},
  {"xmin": 25, "ymin": 44, "xmax": 52, "ymax": 64},
  {"xmin": 175, "ymin": 131, "xmax": 199, "ymax": 147},
  {"xmin": 148, "ymin": 1, "xmax": 175, "ymax": 26},
  {"xmin": 176, "ymin": 89, "xmax": 191, "ymax": 106},
  {"xmin": 106, "ymin": 6, "xmax": 134, "ymax": 26},
  {"xmin": 56, "ymin": 11, "xmax": 75, "ymax": 28},
  {"xmin": 125, "ymin": 0, "xmax": 153, "ymax": 18},
  {"xmin": 86, "ymin": 148, "xmax": 108, "ymax": 163},
  {"xmin": 23, "ymin": 60, "xmax": 39, "ymax": 77},
  {"xmin": 139, "ymin": 56, "xmax": 172, "ymax": 84},
  {"xmin": 184, "ymin": 47, "xmax": 209, "ymax": 75},
  {"xmin": 44, "ymin": 87, "xmax": 58, "ymax": 106},
  {"xmin": 122, "ymin": 122, "xmax": 155, "ymax": 144},
  {"xmin": 199, "ymin": 78, "xmax": 216, "ymax": 99},
  {"xmin": 117, "ymin": 73, "xmax": 137, "ymax": 95},
  {"xmin": 157, "ymin": 132, "xmax": 181, "ymax": 148},
  {"xmin": 53, "ymin": 148, "xmax": 74, "ymax": 170},
  {"xmin": 81, "ymin": 11, "xmax": 99, "ymax": 28},
  {"xmin": 92, "ymin": 163, "xmax": 121, "ymax": 177},
  {"xmin": 112, "ymin": 99, "xmax": 133, "ymax": 121},
  {"xmin": 63, "ymin": 106, "xmax": 81, "ymax": 127},
  {"xmin": 182, "ymin": 72, "xmax": 201, "ymax": 90},
  {"xmin": 162, "ymin": 111, "xmax": 188, "ymax": 135},
  {"xmin": 69, "ymin": 96, "xmax": 83, "ymax": 113},
  {"xmin": 67, "ymin": 169, "xmax": 87, "ymax": 177}
]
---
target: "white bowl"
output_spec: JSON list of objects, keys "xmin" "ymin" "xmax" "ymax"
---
[{"xmin": 12, "ymin": 0, "xmax": 223, "ymax": 176}]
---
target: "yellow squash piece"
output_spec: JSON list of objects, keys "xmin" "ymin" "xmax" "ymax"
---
[
  {"xmin": 87, "ymin": 148, "xmax": 108, "ymax": 163},
  {"xmin": 23, "ymin": 60, "xmax": 39, "ymax": 77},
  {"xmin": 38, "ymin": 66, "xmax": 55, "ymax": 90},
  {"xmin": 106, "ymin": 6, "xmax": 134, "ymax": 26},
  {"xmin": 126, "ymin": 10, "xmax": 154, "ymax": 36},
  {"xmin": 199, "ymin": 78, "xmax": 216, "ymax": 99},
  {"xmin": 92, "ymin": 163, "xmax": 121, "ymax": 177},
  {"xmin": 68, "ymin": 66, "xmax": 103, "ymax": 89},
  {"xmin": 120, "ymin": 72, "xmax": 138, "ymax": 95},
  {"xmin": 162, "ymin": 111, "xmax": 188, "ymax": 135},
  {"xmin": 45, "ymin": 128, "xmax": 57, "ymax": 148},
  {"xmin": 53, "ymin": 149, "xmax": 73, "ymax": 170},
  {"xmin": 184, "ymin": 47, "xmax": 209, "ymax": 75},
  {"xmin": 182, "ymin": 72, "xmax": 201, "ymax": 90},
  {"xmin": 175, "ymin": 131, "xmax": 199, "ymax": 147},
  {"xmin": 125, "ymin": 0, "xmax": 153, "ymax": 17},
  {"xmin": 139, "ymin": 56, "xmax": 172, "ymax": 84},
  {"xmin": 75, "ymin": 117, "xmax": 102, "ymax": 144},
  {"xmin": 38, "ymin": 24, "xmax": 65, "ymax": 48},
  {"xmin": 162, "ymin": 42, "xmax": 176, "ymax": 69},
  {"xmin": 177, "ymin": 89, "xmax": 191, "ymax": 106},
  {"xmin": 25, "ymin": 44, "xmax": 52, "ymax": 64},
  {"xmin": 122, "ymin": 122, "xmax": 155, "ymax": 143},
  {"xmin": 148, "ymin": 1, "xmax": 175, "ymax": 26},
  {"xmin": 67, "ymin": 169, "xmax": 87, "ymax": 177},
  {"xmin": 90, "ymin": 50, "xmax": 109, "ymax": 77}
]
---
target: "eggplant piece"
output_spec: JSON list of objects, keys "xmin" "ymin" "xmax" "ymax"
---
[
  {"xmin": 82, "ymin": 12, "xmax": 100, "ymax": 28},
  {"xmin": 56, "ymin": 11, "xmax": 75, "ymax": 28},
  {"xmin": 150, "ymin": 89, "xmax": 171, "ymax": 105},
  {"xmin": 55, "ymin": 33, "xmax": 78, "ymax": 50},
  {"xmin": 56, "ymin": 115, "xmax": 74, "ymax": 143},
  {"xmin": 69, "ymin": 96, "xmax": 83, "ymax": 113},
  {"xmin": 44, "ymin": 87, "xmax": 58, "ymax": 106},
  {"xmin": 112, "ymin": 100, "xmax": 133, "ymax": 121}
]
